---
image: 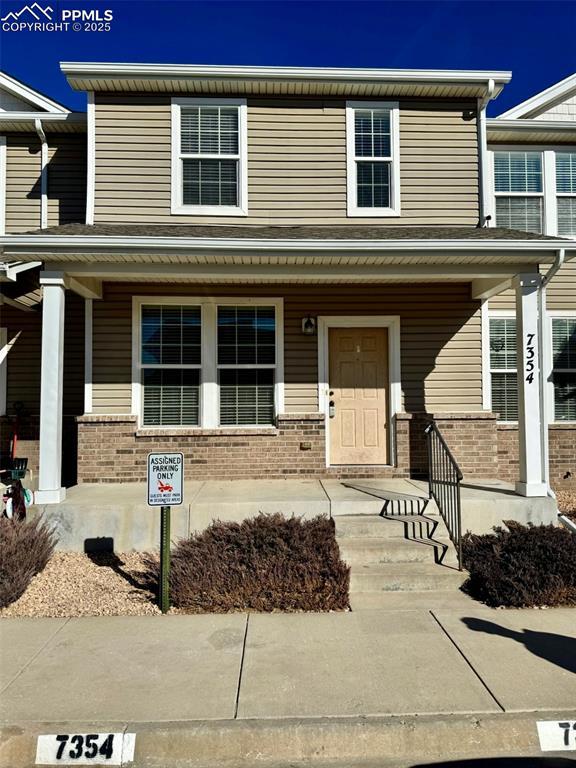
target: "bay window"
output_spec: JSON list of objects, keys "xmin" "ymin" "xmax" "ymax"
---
[
  {"xmin": 135, "ymin": 298, "xmax": 282, "ymax": 428},
  {"xmin": 494, "ymin": 151, "xmax": 543, "ymax": 233},
  {"xmin": 346, "ymin": 101, "xmax": 400, "ymax": 216},
  {"xmin": 171, "ymin": 98, "xmax": 247, "ymax": 215}
]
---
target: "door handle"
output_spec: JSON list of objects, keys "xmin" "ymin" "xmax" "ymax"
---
[{"xmin": 329, "ymin": 400, "xmax": 336, "ymax": 419}]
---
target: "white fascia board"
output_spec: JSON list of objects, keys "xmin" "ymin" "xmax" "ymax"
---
[
  {"xmin": 497, "ymin": 73, "xmax": 576, "ymax": 119},
  {"xmin": 0, "ymin": 235, "xmax": 574, "ymax": 253},
  {"xmin": 61, "ymin": 62, "xmax": 511, "ymax": 88},
  {"xmin": 487, "ymin": 118, "xmax": 576, "ymax": 132},
  {"xmin": 0, "ymin": 112, "xmax": 85, "ymax": 124},
  {"xmin": 0, "ymin": 72, "xmax": 70, "ymax": 113}
]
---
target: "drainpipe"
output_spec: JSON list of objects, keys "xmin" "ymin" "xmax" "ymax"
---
[
  {"xmin": 477, "ymin": 79, "xmax": 495, "ymax": 227},
  {"xmin": 539, "ymin": 248, "xmax": 565, "ymax": 498},
  {"xmin": 34, "ymin": 118, "xmax": 48, "ymax": 229}
]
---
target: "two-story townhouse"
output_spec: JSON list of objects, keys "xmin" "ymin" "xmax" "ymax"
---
[
  {"xmin": 486, "ymin": 73, "xmax": 576, "ymax": 489},
  {"xmin": 0, "ymin": 71, "xmax": 87, "ymax": 485},
  {"xmin": 0, "ymin": 63, "xmax": 574, "ymax": 521}
]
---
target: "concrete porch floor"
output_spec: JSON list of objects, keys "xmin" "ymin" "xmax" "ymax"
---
[{"xmin": 35, "ymin": 477, "xmax": 558, "ymax": 552}]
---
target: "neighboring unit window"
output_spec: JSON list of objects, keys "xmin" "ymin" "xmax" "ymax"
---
[
  {"xmin": 494, "ymin": 151, "xmax": 543, "ymax": 233},
  {"xmin": 172, "ymin": 99, "xmax": 246, "ymax": 214},
  {"xmin": 140, "ymin": 305, "xmax": 201, "ymax": 426},
  {"xmin": 346, "ymin": 101, "xmax": 400, "ymax": 216},
  {"xmin": 489, "ymin": 317, "xmax": 518, "ymax": 421},
  {"xmin": 556, "ymin": 153, "xmax": 576, "ymax": 237},
  {"xmin": 552, "ymin": 318, "xmax": 576, "ymax": 421},
  {"xmin": 217, "ymin": 306, "xmax": 276, "ymax": 425}
]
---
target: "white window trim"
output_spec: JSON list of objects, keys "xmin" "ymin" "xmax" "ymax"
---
[
  {"xmin": 345, "ymin": 100, "xmax": 400, "ymax": 218},
  {"xmin": 484, "ymin": 309, "xmax": 518, "ymax": 424},
  {"xmin": 317, "ymin": 315, "xmax": 402, "ymax": 468},
  {"xmin": 488, "ymin": 144, "xmax": 576, "ymax": 238},
  {"xmin": 555, "ymin": 150, "xmax": 576, "ymax": 238},
  {"xmin": 491, "ymin": 148, "xmax": 545, "ymax": 233},
  {"xmin": 547, "ymin": 310, "xmax": 576, "ymax": 425},
  {"xmin": 131, "ymin": 296, "xmax": 283, "ymax": 429},
  {"xmin": 171, "ymin": 97, "xmax": 248, "ymax": 217}
]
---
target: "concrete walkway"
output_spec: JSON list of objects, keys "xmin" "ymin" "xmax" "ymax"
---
[{"xmin": 1, "ymin": 606, "xmax": 575, "ymax": 766}]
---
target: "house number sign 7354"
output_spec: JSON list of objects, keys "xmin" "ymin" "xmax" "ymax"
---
[
  {"xmin": 525, "ymin": 333, "xmax": 536, "ymax": 384},
  {"xmin": 35, "ymin": 732, "xmax": 136, "ymax": 765}
]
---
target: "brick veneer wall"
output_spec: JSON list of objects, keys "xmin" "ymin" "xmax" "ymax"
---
[{"xmin": 498, "ymin": 423, "xmax": 576, "ymax": 490}]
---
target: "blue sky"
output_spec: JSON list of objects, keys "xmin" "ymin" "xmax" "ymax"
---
[{"xmin": 0, "ymin": 0, "xmax": 574, "ymax": 116}]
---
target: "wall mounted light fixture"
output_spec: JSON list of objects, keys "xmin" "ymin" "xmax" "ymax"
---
[{"xmin": 301, "ymin": 316, "xmax": 317, "ymax": 336}]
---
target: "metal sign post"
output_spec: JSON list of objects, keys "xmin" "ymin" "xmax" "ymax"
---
[
  {"xmin": 147, "ymin": 452, "xmax": 183, "ymax": 614},
  {"xmin": 159, "ymin": 505, "xmax": 171, "ymax": 614}
]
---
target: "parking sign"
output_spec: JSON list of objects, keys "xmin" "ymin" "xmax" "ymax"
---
[{"xmin": 147, "ymin": 452, "xmax": 184, "ymax": 506}]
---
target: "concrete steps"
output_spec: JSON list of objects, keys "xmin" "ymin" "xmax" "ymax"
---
[{"xmin": 334, "ymin": 512, "xmax": 466, "ymax": 605}]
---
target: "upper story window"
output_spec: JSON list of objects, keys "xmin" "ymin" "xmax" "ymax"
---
[
  {"xmin": 556, "ymin": 152, "xmax": 576, "ymax": 237},
  {"xmin": 171, "ymin": 98, "xmax": 248, "ymax": 216},
  {"xmin": 494, "ymin": 151, "xmax": 543, "ymax": 233},
  {"xmin": 346, "ymin": 101, "xmax": 400, "ymax": 217}
]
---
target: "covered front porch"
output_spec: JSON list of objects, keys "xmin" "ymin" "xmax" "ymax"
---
[{"xmin": 1, "ymin": 223, "xmax": 573, "ymax": 508}]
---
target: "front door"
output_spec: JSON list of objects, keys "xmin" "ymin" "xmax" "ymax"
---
[{"xmin": 328, "ymin": 327, "xmax": 389, "ymax": 465}]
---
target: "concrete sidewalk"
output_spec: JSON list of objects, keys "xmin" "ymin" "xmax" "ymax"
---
[{"xmin": 1, "ymin": 605, "xmax": 575, "ymax": 766}]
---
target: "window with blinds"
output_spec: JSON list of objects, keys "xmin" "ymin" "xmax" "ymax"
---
[
  {"xmin": 556, "ymin": 153, "xmax": 576, "ymax": 237},
  {"xmin": 173, "ymin": 99, "xmax": 245, "ymax": 212},
  {"xmin": 217, "ymin": 306, "xmax": 276, "ymax": 425},
  {"xmin": 141, "ymin": 305, "xmax": 201, "ymax": 426},
  {"xmin": 494, "ymin": 151, "xmax": 543, "ymax": 234},
  {"xmin": 346, "ymin": 102, "xmax": 399, "ymax": 216},
  {"xmin": 489, "ymin": 317, "xmax": 518, "ymax": 421},
  {"xmin": 552, "ymin": 318, "xmax": 576, "ymax": 421}
]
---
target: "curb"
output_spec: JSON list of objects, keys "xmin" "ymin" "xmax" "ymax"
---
[{"xmin": 2, "ymin": 711, "xmax": 575, "ymax": 767}]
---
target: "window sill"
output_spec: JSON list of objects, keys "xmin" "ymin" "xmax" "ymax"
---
[
  {"xmin": 136, "ymin": 426, "xmax": 279, "ymax": 437},
  {"xmin": 347, "ymin": 207, "xmax": 401, "ymax": 218},
  {"xmin": 170, "ymin": 204, "xmax": 248, "ymax": 217}
]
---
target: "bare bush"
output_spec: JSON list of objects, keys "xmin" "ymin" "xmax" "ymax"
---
[{"xmin": 0, "ymin": 516, "xmax": 58, "ymax": 608}]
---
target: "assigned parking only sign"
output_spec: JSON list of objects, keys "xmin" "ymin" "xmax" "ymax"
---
[{"xmin": 147, "ymin": 452, "xmax": 184, "ymax": 506}]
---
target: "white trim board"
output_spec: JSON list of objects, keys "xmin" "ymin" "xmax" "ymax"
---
[
  {"xmin": 0, "ymin": 328, "xmax": 7, "ymax": 416},
  {"xmin": 0, "ymin": 72, "xmax": 70, "ymax": 114},
  {"xmin": 345, "ymin": 100, "xmax": 401, "ymax": 217},
  {"xmin": 0, "ymin": 136, "xmax": 5, "ymax": 235},
  {"xmin": 498, "ymin": 73, "xmax": 576, "ymax": 120},
  {"xmin": 317, "ymin": 315, "xmax": 402, "ymax": 468},
  {"xmin": 86, "ymin": 92, "xmax": 95, "ymax": 225},
  {"xmin": 131, "ymin": 296, "xmax": 284, "ymax": 429},
  {"xmin": 171, "ymin": 97, "xmax": 248, "ymax": 217}
]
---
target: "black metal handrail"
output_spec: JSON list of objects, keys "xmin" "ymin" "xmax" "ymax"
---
[{"xmin": 424, "ymin": 421, "xmax": 463, "ymax": 570}]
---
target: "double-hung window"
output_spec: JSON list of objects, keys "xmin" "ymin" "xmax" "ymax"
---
[
  {"xmin": 489, "ymin": 317, "xmax": 518, "ymax": 422},
  {"xmin": 172, "ymin": 98, "xmax": 247, "ymax": 215},
  {"xmin": 140, "ymin": 305, "xmax": 202, "ymax": 426},
  {"xmin": 556, "ymin": 152, "xmax": 576, "ymax": 237},
  {"xmin": 552, "ymin": 317, "xmax": 576, "ymax": 421},
  {"xmin": 494, "ymin": 151, "xmax": 544, "ymax": 233},
  {"xmin": 136, "ymin": 299, "xmax": 282, "ymax": 428},
  {"xmin": 346, "ymin": 101, "xmax": 400, "ymax": 216}
]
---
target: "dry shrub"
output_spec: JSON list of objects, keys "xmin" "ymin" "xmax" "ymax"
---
[
  {"xmin": 144, "ymin": 513, "xmax": 350, "ymax": 613},
  {"xmin": 0, "ymin": 516, "xmax": 57, "ymax": 608},
  {"xmin": 462, "ymin": 521, "xmax": 576, "ymax": 608}
]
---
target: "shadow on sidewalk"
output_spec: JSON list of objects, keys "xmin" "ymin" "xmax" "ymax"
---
[
  {"xmin": 462, "ymin": 617, "xmax": 576, "ymax": 675},
  {"xmin": 412, "ymin": 759, "xmax": 576, "ymax": 767}
]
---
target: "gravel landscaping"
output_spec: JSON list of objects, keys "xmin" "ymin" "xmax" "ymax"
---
[
  {"xmin": 556, "ymin": 490, "xmax": 576, "ymax": 523},
  {"xmin": 0, "ymin": 552, "xmax": 160, "ymax": 618}
]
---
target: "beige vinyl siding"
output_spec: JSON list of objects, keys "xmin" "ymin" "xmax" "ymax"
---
[
  {"xmin": 92, "ymin": 282, "xmax": 482, "ymax": 415},
  {"xmin": 3, "ymin": 292, "xmax": 84, "ymax": 416},
  {"xmin": 488, "ymin": 261, "xmax": 576, "ymax": 312},
  {"xmin": 5, "ymin": 134, "xmax": 42, "ymax": 233},
  {"xmin": 47, "ymin": 135, "xmax": 87, "ymax": 227},
  {"xmin": 5, "ymin": 133, "xmax": 87, "ymax": 233},
  {"xmin": 94, "ymin": 95, "xmax": 479, "ymax": 227}
]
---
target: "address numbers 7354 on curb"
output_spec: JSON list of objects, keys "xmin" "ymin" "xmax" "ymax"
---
[{"xmin": 36, "ymin": 733, "xmax": 136, "ymax": 765}]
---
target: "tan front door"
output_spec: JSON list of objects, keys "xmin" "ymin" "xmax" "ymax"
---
[{"xmin": 328, "ymin": 327, "xmax": 389, "ymax": 465}]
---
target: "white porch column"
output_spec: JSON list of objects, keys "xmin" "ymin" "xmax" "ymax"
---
[
  {"xmin": 514, "ymin": 273, "xmax": 547, "ymax": 497},
  {"xmin": 36, "ymin": 272, "xmax": 67, "ymax": 504}
]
